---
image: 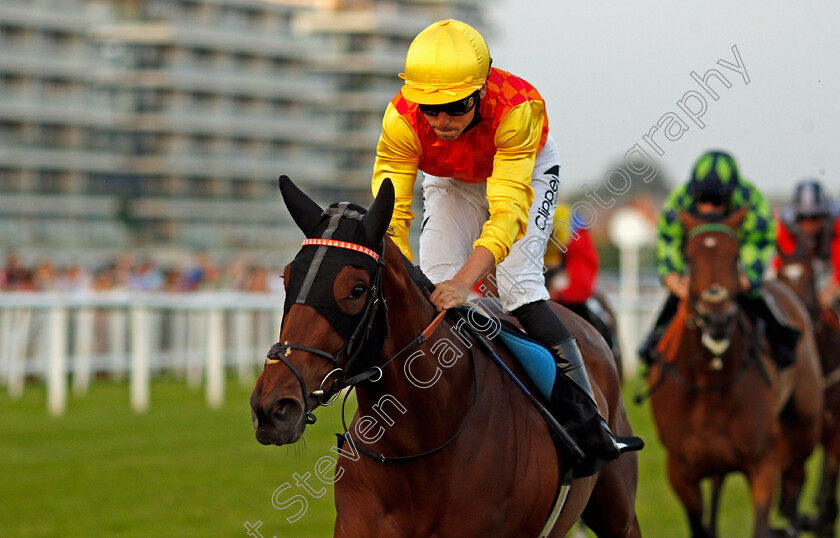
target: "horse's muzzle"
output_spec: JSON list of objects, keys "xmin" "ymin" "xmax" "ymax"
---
[
  {"xmin": 700, "ymin": 311, "xmax": 736, "ymax": 341},
  {"xmin": 251, "ymin": 397, "xmax": 306, "ymax": 446}
]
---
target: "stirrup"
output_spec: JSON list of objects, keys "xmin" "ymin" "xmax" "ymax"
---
[{"xmin": 616, "ymin": 435, "xmax": 645, "ymax": 453}]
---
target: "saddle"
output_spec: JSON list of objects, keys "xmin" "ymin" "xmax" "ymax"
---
[
  {"xmin": 402, "ymin": 263, "xmax": 559, "ymax": 401},
  {"xmin": 760, "ymin": 287, "xmax": 799, "ymax": 332},
  {"xmin": 456, "ymin": 301, "xmax": 557, "ymax": 402}
]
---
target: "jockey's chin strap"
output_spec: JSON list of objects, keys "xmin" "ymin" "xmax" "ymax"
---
[{"xmin": 265, "ymin": 236, "xmax": 447, "ymax": 425}]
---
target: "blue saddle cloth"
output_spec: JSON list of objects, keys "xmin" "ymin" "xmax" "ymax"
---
[{"xmin": 455, "ymin": 306, "xmax": 556, "ymax": 401}]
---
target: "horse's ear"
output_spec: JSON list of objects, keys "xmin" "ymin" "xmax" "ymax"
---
[
  {"xmin": 725, "ymin": 207, "xmax": 748, "ymax": 230},
  {"xmin": 678, "ymin": 210, "xmax": 702, "ymax": 233},
  {"xmin": 278, "ymin": 175, "xmax": 323, "ymax": 237},
  {"xmin": 363, "ymin": 179, "xmax": 395, "ymax": 245}
]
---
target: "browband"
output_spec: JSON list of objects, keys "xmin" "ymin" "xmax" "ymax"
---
[{"xmin": 302, "ymin": 238, "xmax": 381, "ymax": 263}]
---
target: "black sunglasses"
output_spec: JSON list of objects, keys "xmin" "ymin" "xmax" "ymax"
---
[{"xmin": 418, "ymin": 91, "xmax": 479, "ymax": 117}]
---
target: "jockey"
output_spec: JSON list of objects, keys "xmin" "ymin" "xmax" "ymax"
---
[
  {"xmin": 638, "ymin": 150, "xmax": 799, "ymax": 370},
  {"xmin": 776, "ymin": 179, "xmax": 840, "ymax": 309},
  {"xmin": 371, "ymin": 19, "xmax": 632, "ymax": 474},
  {"xmin": 545, "ymin": 204, "xmax": 599, "ymax": 306},
  {"xmin": 544, "ymin": 204, "xmax": 614, "ymax": 349}
]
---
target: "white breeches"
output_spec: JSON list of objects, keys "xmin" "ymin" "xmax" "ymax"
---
[{"xmin": 419, "ymin": 134, "xmax": 561, "ymax": 312}]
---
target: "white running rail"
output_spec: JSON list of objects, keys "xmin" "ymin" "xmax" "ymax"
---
[
  {"xmin": 0, "ymin": 291, "xmax": 285, "ymax": 415},
  {"xmin": 0, "ymin": 289, "xmax": 662, "ymax": 416}
]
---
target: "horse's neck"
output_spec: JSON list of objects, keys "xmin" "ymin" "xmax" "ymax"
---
[
  {"xmin": 352, "ymin": 252, "xmax": 474, "ymax": 451},
  {"xmin": 670, "ymin": 302, "xmax": 749, "ymax": 379}
]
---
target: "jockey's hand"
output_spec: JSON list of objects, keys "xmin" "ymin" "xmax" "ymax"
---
[
  {"xmin": 430, "ymin": 278, "xmax": 472, "ymax": 311},
  {"xmin": 664, "ymin": 272, "xmax": 689, "ymax": 299},
  {"xmin": 739, "ymin": 275, "xmax": 753, "ymax": 294},
  {"xmin": 429, "ymin": 246, "xmax": 496, "ymax": 312}
]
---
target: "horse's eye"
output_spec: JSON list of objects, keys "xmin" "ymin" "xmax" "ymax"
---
[{"xmin": 348, "ymin": 285, "xmax": 367, "ymax": 300}]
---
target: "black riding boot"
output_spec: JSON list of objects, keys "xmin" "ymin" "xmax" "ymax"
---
[
  {"xmin": 513, "ymin": 301, "xmax": 636, "ymax": 476},
  {"xmin": 637, "ymin": 294, "xmax": 680, "ymax": 367},
  {"xmin": 739, "ymin": 293, "xmax": 800, "ymax": 370}
]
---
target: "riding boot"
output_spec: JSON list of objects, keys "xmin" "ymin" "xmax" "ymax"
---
[
  {"xmin": 512, "ymin": 301, "xmax": 640, "ymax": 477},
  {"xmin": 637, "ymin": 326, "xmax": 666, "ymax": 368},
  {"xmin": 551, "ymin": 337, "xmax": 621, "ymax": 466},
  {"xmin": 739, "ymin": 293, "xmax": 800, "ymax": 370},
  {"xmin": 637, "ymin": 294, "xmax": 680, "ymax": 367},
  {"xmin": 768, "ymin": 324, "xmax": 799, "ymax": 370}
]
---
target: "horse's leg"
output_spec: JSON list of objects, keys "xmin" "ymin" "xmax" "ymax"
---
[
  {"xmin": 708, "ymin": 474, "xmax": 726, "ymax": 535},
  {"xmin": 813, "ymin": 380, "xmax": 840, "ymax": 537},
  {"xmin": 745, "ymin": 456, "xmax": 784, "ymax": 538},
  {"xmin": 815, "ymin": 433, "xmax": 840, "ymax": 538},
  {"xmin": 812, "ymin": 447, "xmax": 839, "ymax": 538},
  {"xmin": 816, "ymin": 324, "xmax": 840, "ymax": 537},
  {"xmin": 667, "ymin": 457, "xmax": 710, "ymax": 538},
  {"xmin": 580, "ymin": 453, "xmax": 641, "ymax": 538},
  {"xmin": 779, "ymin": 455, "xmax": 808, "ymax": 533}
]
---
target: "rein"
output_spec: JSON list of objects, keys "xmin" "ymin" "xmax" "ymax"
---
[{"xmin": 337, "ymin": 341, "xmax": 480, "ymax": 464}]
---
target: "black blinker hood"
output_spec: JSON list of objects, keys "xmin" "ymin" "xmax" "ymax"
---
[{"xmin": 284, "ymin": 202, "xmax": 382, "ymax": 342}]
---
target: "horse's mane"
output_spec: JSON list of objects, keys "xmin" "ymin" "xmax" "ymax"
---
[
  {"xmin": 385, "ymin": 236, "xmax": 435, "ymax": 299},
  {"xmin": 401, "ymin": 257, "xmax": 435, "ymax": 297}
]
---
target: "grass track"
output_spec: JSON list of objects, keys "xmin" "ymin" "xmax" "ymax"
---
[{"xmin": 0, "ymin": 376, "xmax": 833, "ymax": 537}]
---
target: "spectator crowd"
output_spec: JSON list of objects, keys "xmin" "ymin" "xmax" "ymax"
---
[{"xmin": 0, "ymin": 252, "xmax": 285, "ymax": 294}]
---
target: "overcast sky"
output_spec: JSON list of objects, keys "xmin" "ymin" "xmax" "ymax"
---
[{"xmin": 486, "ymin": 1, "xmax": 840, "ymax": 199}]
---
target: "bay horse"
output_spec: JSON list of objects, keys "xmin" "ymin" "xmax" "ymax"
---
[
  {"xmin": 647, "ymin": 209, "xmax": 822, "ymax": 537},
  {"xmin": 777, "ymin": 231, "xmax": 840, "ymax": 537},
  {"xmin": 589, "ymin": 289, "xmax": 624, "ymax": 382},
  {"xmin": 541, "ymin": 262, "xmax": 623, "ymax": 381},
  {"xmin": 250, "ymin": 176, "xmax": 641, "ymax": 537}
]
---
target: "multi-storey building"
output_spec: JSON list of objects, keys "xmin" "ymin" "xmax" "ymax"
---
[{"xmin": 0, "ymin": 0, "xmax": 486, "ymax": 264}]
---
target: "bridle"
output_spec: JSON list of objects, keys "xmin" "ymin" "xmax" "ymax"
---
[
  {"xmin": 638, "ymin": 301, "xmax": 769, "ymax": 403},
  {"xmin": 684, "ymin": 221, "xmax": 740, "ymax": 332},
  {"xmin": 265, "ymin": 237, "xmax": 387, "ymax": 423},
  {"xmin": 265, "ymin": 237, "xmax": 447, "ymax": 425},
  {"xmin": 638, "ymin": 221, "xmax": 772, "ymax": 401}
]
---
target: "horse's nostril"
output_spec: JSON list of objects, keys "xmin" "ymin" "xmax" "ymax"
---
[{"xmin": 269, "ymin": 398, "xmax": 302, "ymax": 428}]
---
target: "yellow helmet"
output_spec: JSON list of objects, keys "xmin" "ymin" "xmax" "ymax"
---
[{"xmin": 399, "ymin": 19, "xmax": 491, "ymax": 105}]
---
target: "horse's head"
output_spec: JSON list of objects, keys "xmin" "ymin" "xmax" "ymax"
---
[
  {"xmin": 681, "ymin": 209, "xmax": 746, "ymax": 347},
  {"xmin": 251, "ymin": 175, "xmax": 394, "ymax": 446}
]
